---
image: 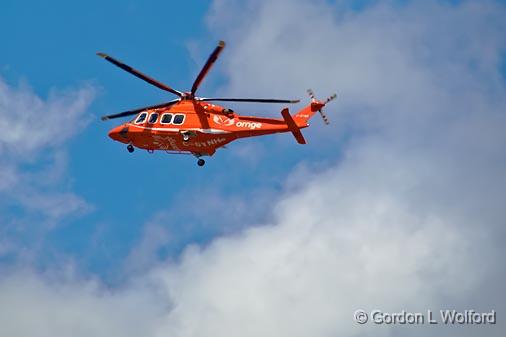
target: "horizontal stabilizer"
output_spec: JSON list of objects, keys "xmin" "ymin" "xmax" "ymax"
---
[{"xmin": 281, "ymin": 108, "xmax": 306, "ymax": 144}]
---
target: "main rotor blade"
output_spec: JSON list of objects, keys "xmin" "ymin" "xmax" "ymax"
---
[
  {"xmin": 190, "ymin": 41, "xmax": 225, "ymax": 96},
  {"xmin": 97, "ymin": 53, "xmax": 183, "ymax": 97},
  {"xmin": 199, "ymin": 98, "xmax": 300, "ymax": 104},
  {"xmin": 101, "ymin": 99, "xmax": 180, "ymax": 121}
]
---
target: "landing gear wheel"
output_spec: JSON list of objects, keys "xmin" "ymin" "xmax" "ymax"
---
[
  {"xmin": 197, "ymin": 159, "xmax": 205, "ymax": 167},
  {"xmin": 127, "ymin": 144, "xmax": 134, "ymax": 153}
]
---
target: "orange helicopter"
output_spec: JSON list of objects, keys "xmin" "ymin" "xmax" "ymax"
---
[{"xmin": 97, "ymin": 41, "xmax": 336, "ymax": 166}]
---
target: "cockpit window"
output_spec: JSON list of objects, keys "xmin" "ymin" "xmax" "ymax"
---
[
  {"xmin": 173, "ymin": 114, "xmax": 185, "ymax": 125},
  {"xmin": 135, "ymin": 112, "xmax": 147, "ymax": 124},
  {"xmin": 160, "ymin": 113, "xmax": 173, "ymax": 124},
  {"xmin": 148, "ymin": 113, "xmax": 159, "ymax": 124}
]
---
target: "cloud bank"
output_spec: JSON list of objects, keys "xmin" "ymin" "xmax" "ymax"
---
[{"xmin": 1, "ymin": 1, "xmax": 505, "ymax": 336}]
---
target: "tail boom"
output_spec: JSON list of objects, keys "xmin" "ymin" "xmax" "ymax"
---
[{"xmin": 293, "ymin": 101, "xmax": 325, "ymax": 125}]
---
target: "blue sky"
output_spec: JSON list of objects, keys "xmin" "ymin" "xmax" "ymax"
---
[
  {"xmin": 2, "ymin": 0, "xmax": 202, "ymax": 273},
  {"xmin": 1, "ymin": 0, "xmax": 344, "ymax": 279},
  {"xmin": 3, "ymin": 0, "xmax": 209, "ymax": 273}
]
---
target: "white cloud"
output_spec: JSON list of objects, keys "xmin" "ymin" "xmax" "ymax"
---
[
  {"xmin": 0, "ymin": 270, "xmax": 164, "ymax": 337},
  {"xmin": 0, "ymin": 77, "xmax": 95, "ymax": 257},
  {"xmin": 0, "ymin": 151, "xmax": 499, "ymax": 336},
  {"xmin": 0, "ymin": 79, "xmax": 94, "ymax": 157},
  {"xmin": 1, "ymin": 1, "xmax": 505, "ymax": 336}
]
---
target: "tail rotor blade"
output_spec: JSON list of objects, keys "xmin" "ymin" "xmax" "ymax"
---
[
  {"xmin": 307, "ymin": 89, "xmax": 316, "ymax": 101},
  {"xmin": 318, "ymin": 110, "xmax": 330, "ymax": 125},
  {"xmin": 325, "ymin": 93, "xmax": 337, "ymax": 104}
]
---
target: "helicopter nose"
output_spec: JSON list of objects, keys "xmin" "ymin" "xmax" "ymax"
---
[{"xmin": 108, "ymin": 125, "xmax": 129, "ymax": 143}]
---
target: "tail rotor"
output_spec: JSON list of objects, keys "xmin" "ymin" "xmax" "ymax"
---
[{"xmin": 307, "ymin": 89, "xmax": 336, "ymax": 125}]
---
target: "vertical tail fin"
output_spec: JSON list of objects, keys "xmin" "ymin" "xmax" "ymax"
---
[{"xmin": 281, "ymin": 108, "xmax": 306, "ymax": 144}]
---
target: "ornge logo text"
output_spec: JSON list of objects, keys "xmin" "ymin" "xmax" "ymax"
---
[{"xmin": 235, "ymin": 121, "xmax": 262, "ymax": 129}]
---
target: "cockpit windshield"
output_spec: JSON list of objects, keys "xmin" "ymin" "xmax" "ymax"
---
[{"xmin": 135, "ymin": 112, "xmax": 147, "ymax": 124}]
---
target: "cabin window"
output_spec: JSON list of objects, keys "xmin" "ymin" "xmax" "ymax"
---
[
  {"xmin": 135, "ymin": 112, "xmax": 147, "ymax": 124},
  {"xmin": 160, "ymin": 113, "xmax": 173, "ymax": 124},
  {"xmin": 148, "ymin": 113, "xmax": 159, "ymax": 124},
  {"xmin": 173, "ymin": 114, "xmax": 185, "ymax": 125}
]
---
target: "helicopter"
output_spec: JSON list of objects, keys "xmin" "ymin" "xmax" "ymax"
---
[{"xmin": 97, "ymin": 41, "xmax": 336, "ymax": 166}]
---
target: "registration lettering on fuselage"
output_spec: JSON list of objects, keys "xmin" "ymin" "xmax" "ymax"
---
[{"xmin": 190, "ymin": 137, "xmax": 227, "ymax": 148}]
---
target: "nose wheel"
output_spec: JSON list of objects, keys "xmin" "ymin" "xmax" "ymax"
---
[
  {"xmin": 127, "ymin": 144, "xmax": 134, "ymax": 153},
  {"xmin": 197, "ymin": 158, "xmax": 205, "ymax": 167}
]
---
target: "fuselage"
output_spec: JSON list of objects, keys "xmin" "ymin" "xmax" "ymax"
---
[{"xmin": 108, "ymin": 100, "xmax": 310, "ymax": 156}]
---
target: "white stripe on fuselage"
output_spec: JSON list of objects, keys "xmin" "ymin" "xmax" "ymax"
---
[{"xmin": 128, "ymin": 124, "xmax": 231, "ymax": 134}]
